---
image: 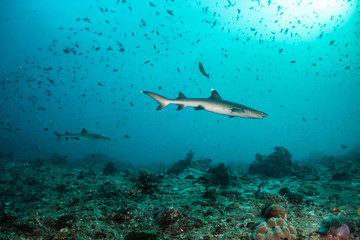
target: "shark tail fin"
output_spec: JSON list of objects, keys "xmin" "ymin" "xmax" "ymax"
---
[
  {"xmin": 142, "ymin": 91, "xmax": 171, "ymax": 110},
  {"xmin": 54, "ymin": 131, "xmax": 61, "ymax": 141}
]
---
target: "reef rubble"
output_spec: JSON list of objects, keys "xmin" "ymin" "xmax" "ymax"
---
[{"xmin": 0, "ymin": 149, "xmax": 359, "ymax": 239}]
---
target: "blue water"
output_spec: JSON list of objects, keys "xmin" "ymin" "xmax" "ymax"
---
[{"xmin": 0, "ymin": 0, "xmax": 359, "ymax": 166}]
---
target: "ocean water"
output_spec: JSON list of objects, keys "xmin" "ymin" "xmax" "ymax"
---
[
  {"xmin": 1, "ymin": 1, "xmax": 360, "ymax": 239},
  {"xmin": 1, "ymin": 0, "xmax": 359, "ymax": 166}
]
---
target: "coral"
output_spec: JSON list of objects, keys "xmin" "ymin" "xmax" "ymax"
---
[
  {"xmin": 167, "ymin": 150, "xmax": 194, "ymax": 175},
  {"xmin": 277, "ymin": 187, "xmax": 304, "ymax": 204},
  {"xmin": 177, "ymin": 168, "xmax": 203, "ymax": 179},
  {"xmin": 136, "ymin": 170, "xmax": 162, "ymax": 195},
  {"xmin": 278, "ymin": 187, "xmax": 290, "ymax": 196},
  {"xmin": 249, "ymin": 146, "xmax": 292, "ymax": 178},
  {"xmin": 318, "ymin": 216, "xmax": 357, "ymax": 237},
  {"xmin": 330, "ymin": 224, "xmax": 350, "ymax": 238},
  {"xmin": 203, "ymin": 187, "xmax": 219, "ymax": 202},
  {"xmin": 287, "ymin": 192, "xmax": 304, "ymax": 204},
  {"xmin": 291, "ymin": 161, "xmax": 319, "ymax": 180},
  {"xmin": 252, "ymin": 217, "xmax": 297, "ymax": 240},
  {"xmin": 198, "ymin": 162, "xmax": 232, "ymax": 187},
  {"xmin": 332, "ymin": 171, "xmax": 351, "ymax": 181},
  {"xmin": 297, "ymin": 183, "xmax": 318, "ymax": 196},
  {"xmin": 97, "ymin": 181, "xmax": 123, "ymax": 199},
  {"xmin": 263, "ymin": 204, "xmax": 287, "ymax": 221},
  {"xmin": 111, "ymin": 208, "xmax": 132, "ymax": 224},
  {"xmin": 103, "ymin": 161, "xmax": 117, "ymax": 175},
  {"xmin": 191, "ymin": 157, "xmax": 212, "ymax": 171},
  {"xmin": 167, "ymin": 150, "xmax": 212, "ymax": 176},
  {"xmin": 124, "ymin": 231, "xmax": 160, "ymax": 240},
  {"xmin": 220, "ymin": 189, "xmax": 244, "ymax": 201},
  {"xmin": 157, "ymin": 207, "xmax": 184, "ymax": 229}
]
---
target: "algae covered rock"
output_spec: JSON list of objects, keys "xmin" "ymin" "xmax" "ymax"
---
[
  {"xmin": 167, "ymin": 150, "xmax": 212, "ymax": 176},
  {"xmin": 249, "ymin": 146, "xmax": 292, "ymax": 178},
  {"xmin": 124, "ymin": 231, "xmax": 160, "ymax": 240},
  {"xmin": 103, "ymin": 161, "xmax": 117, "ymax": 175},
  {"xmin": 198, "ymin": 162, "xmax": 232, "ymax": 187}
]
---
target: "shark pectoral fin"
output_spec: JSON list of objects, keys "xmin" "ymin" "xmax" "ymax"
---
[
  {"xmin": 177, "ymin": 104, "xmax": 185, "ymax": 110},
  {"xmin": 73, "ymin": 137, "xmax": 80, "ymax": 140},
  {"xmin": 229, "ymin": 116, "xmax": 235, "ymax": 118},
  {"xmin": 65, "ymin": 137, "xmax": 69, "ymax": 141},
  {"xmin": 194, "ymin": 106, "xmax": 204, "ymax": 111}
]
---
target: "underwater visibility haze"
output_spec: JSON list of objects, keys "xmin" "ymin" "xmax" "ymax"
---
[{"xmin": 0, "ymin": 0, "xmax": 360, "ymax": 239}]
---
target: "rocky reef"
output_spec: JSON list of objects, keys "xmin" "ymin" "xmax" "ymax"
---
[{"xmin": 0, "ymin": 148, "xmax": 360, "ymax": 239}]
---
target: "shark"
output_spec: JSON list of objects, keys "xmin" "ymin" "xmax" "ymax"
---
[
  {"xmin": 54, "ymin": 128, "xmax": 111, "ymax": 141},
  {"xmin": 142, "ymin": 89, "xmax": 268, "ymax": 119}
]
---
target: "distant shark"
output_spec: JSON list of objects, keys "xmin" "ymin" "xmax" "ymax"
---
[
  {"xmin": 54, "ymin": 128, "xmax": 110, "ymax": 141},
  {"xmin": 142, "ymin": 89, "xmax": 268, "ymax": 119}
]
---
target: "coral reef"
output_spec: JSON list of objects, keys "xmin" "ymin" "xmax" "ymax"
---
[
  {"xmin": 277, "ymin": 187, "xmax": 304, "ymax": 204},
  {"xmin": 198, "ymin": 162, "xmax": 232, "ymax": 187},
  {"xmin": 252, "ymin": 217, "xmax": 297, "ymax": 240},
  {"xmin": 135, "ymin": 170, "xmax": 162, "ymax": 196},
  {"xmin": 103, "ymin": 161, "xmax": 117, "ymax": 175},
  {"xmin": 124, "ymin": 231, "xmax": 160, "ymax": 240},
  {"xmin": 249, "ymin": 146, "xmax": 292, "ymax": 178},
  {"xmin": 167, "ymin": 150, "xmax": 194, "ymax": 175},
  {"xmin": 291, "ymin": 161, "xmax": 319, "ymax": 180},
  {"xmin": 167, "ymin": 150, "xmax": 212, "ymax": 176},
  {"xmin": 0, "ymin": 149, "xmax": 359, "ymax": 239}
]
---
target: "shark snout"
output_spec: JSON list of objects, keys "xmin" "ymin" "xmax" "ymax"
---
[{"xmin": 259, "ymin": 112, "xmax": 268, "ymax": 118}]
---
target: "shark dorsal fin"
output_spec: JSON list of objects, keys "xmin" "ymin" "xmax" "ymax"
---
[
  {"xmin": 81, "ymin": 128, "xmax": 88, "ymax": 134},
  {"xmin": 209, "ymin": 89, "xmax": 221, "ymax": 99},
  {"xmin": 177, "ymin": 92, "xmax": 186, "ymax": 99},
  {"xmin": 65, "ymin": 131, "xmax": 70, "ymax": 135}
]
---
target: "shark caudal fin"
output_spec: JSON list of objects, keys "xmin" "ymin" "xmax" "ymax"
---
[
  {"xmin": 141, "ymin": 91, "xmax": 171, "ymax": 110},
  {"xmin": 54, "ymin": 131, "xmax": 61, "ymax": 141}
]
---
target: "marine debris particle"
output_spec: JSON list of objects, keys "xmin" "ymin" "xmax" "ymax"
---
[{"xmin": 198, "ymin": 62, "xmax": 210, "ymax": 78}]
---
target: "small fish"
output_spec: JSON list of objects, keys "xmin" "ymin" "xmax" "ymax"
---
[
  {"xmin": 198, "ymin": 62, "xmax": 209, "ymax": 78},
  {"xmin": 333, "ymin": 207, "xmax": 341, "ymax": 212},
  {"xmin": 54, "ymin": 128, "xmax": 110, "ymax": 141}
]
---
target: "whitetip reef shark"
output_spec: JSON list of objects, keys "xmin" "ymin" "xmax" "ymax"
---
[
  {"xmin": 142, "ymin": 89, "xmax": 268, "ymax": 119},
  {"xmin": 54, "ymin": 128, "xmax": 110, "ymax": 141}
]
